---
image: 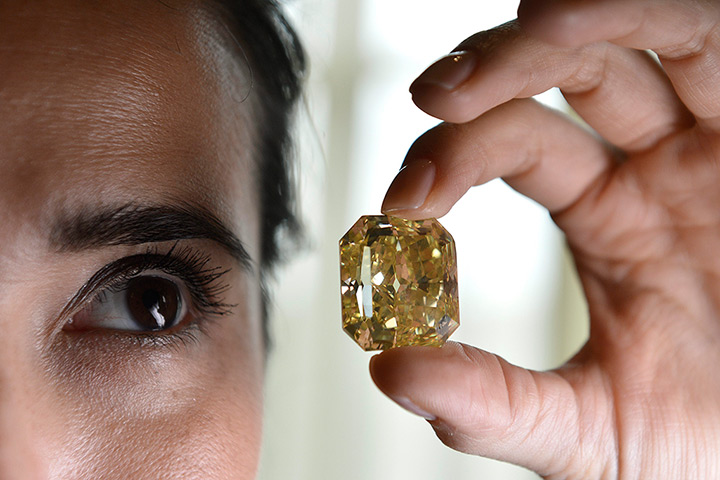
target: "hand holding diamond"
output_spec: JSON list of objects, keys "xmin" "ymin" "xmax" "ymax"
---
[{"xmin": 370, "ymin": 0, "xmax": 720, "ymax": 477}]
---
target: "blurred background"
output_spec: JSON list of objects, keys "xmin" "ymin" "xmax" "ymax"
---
[{"xmin": 258, "ymin": 1, "xmax": 589, "ymax": 479}]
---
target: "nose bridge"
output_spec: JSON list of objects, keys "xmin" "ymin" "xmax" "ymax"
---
[{"xmin": 0, "ymin": 345, "xmax": 47, "ymax": 479}]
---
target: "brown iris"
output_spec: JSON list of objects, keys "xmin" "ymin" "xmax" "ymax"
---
[{"xmin": 125, "ymin": 276, "xmax": 181, "ymax": 330}]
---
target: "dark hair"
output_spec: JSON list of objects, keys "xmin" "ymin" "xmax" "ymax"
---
[{"xmin": 210, "ymin": 0, "xmax": 306, "ymax": 344}]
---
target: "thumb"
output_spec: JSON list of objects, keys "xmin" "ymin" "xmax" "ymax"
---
[{"xmin": 369, "ymin": 342, "xmax": 615, "ymax": 478}]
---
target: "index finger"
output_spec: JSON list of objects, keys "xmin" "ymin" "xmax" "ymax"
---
[{"xmin": 518, "ymin": 0, "xmax": 720, "ymax": 128}]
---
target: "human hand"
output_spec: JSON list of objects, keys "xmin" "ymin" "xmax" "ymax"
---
[{"xmin": 370, "ymin": 0, "xmax": 720, "ymax": 478}]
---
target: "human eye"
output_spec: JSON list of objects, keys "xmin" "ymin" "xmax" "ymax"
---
[{"xmin": 62, "ymin": 244, "xmax": 234, "ymax": 346}]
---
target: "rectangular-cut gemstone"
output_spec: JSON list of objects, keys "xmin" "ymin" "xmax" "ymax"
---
[{"xmin": 339, "ymin": 215, "xmax": 459, "ymax": 351}]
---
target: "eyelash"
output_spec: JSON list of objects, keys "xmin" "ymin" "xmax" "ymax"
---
[{"xmin": 62, "ymin": 243, "xmax": 235, "ymax": 348}]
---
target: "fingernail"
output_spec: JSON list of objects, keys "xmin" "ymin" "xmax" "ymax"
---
[
  {"xmin": 393, "ymin": 396, "xmax": 437, "ymax": 421},
  {"xmin": 411, "ymin": 50, "xmax": 477, "ymax": 92},
  {"xmin": 382, "ymin": 160, "xmax": 436, "ymax": 214}
]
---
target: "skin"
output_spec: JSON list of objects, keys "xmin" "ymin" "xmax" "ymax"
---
[
  {"xmin": 374, "ymin": 0, "xmax": 720, "ymax": 478},
  {"xmin": 0, "ymin": 1, "xmax": 264, "ymax": 478}
]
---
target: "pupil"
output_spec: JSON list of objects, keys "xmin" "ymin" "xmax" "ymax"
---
[
  {"xmin": 142, "ymin": 289, "xmax": 163, "ymax": 310},
  {"xmin": 126, "ymin": 276, "xmax": 181, "ymax": 330}
]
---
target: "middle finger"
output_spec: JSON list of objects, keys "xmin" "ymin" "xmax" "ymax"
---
[{"xmin": 411, "ymin": 21, "xmax": 694, "ymax": 152}]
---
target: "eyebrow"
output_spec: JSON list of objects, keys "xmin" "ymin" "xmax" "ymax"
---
[{"xmin": 50, "ymin": 202, "xmax": 252, "ymax": 270}]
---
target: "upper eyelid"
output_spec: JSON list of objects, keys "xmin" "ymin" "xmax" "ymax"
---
[{"xmin": 57, "ymin": 245, "xmax": 235, "ymax": 324}]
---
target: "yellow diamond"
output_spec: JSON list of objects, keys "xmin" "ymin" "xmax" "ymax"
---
[{"xmin": 339, "ymin": 215, "xmax": 459, "ymax": 351}]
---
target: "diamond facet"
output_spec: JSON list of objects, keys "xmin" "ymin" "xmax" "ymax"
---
[{"xmin": 339, "ymin": 215, "xmax": 459, "ymax": 351}]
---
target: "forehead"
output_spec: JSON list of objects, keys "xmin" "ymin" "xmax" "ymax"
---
[{"xmin": 0, "ymin": 0, "xmax": 256, "ymax": 246}]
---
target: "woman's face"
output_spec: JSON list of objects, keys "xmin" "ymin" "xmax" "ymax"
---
[{"xmin": 0, "ymin": 1, "xmax": 265, "ymax": 477}]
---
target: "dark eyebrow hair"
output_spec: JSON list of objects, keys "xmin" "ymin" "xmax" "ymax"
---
[{"xmin": 50, "ymin": 202, "xmax": 252, "ymax": 270}]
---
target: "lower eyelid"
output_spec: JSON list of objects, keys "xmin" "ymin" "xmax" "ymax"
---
[
  {"xmin": 61, "ymin": 246, "xmax": 234, "ymax": 340},
  {"xmin": 63, "ymin": 310, "xmax": 210, "ymax": 353}
]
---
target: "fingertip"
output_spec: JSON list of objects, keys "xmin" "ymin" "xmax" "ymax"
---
[
  {"xmin": 368, "ymin": 347, "xmax": 410, "ymax": 394},
  {"xmin": 410, "ymin": 49, "xmax": 496, "ymax": 124},
  {"xmin": 410, "ymin": 50, "xmax": 477, "ymax": 92},
  {"xmin": 380, "ymin": 204, "xmax": 447, "ymax": 221},
  {"xmin": 369, "ymin": 346, "xmax": 431, "ymax": 394},
  {"xmin": 368, "ymin": 353, "xmax": 381, "ymax": 383},
  {"xmin": 380, "ymin": 159, "xmax": 436, "ymax": 217},
  {"xmin": 368, "ymin": 342, "xmax": 466, "ymax": 396},
  {"xmin": 408, "ymin": 49, "xmax": 482, "ymax": 123},
  {"xmin": 369, "ymin": 346, "xmax": 452, "ymax": 421},
  {"xmin": 382, "ymin": 125, "xmax": 467, "ymax": 220},
  {"xmin": 408, "ymin": 83, "xmax": 445, "ymax": 119}
]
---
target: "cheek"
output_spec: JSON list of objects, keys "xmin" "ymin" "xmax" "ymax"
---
[
  {"xmin": 47, "ymin": 350, "xmax": 264, "ymax": 479},
  {"xmin": 50, "ymin": 390, "xmax": 263, "ymax": 479},
  {"xmin": 39, "ymin": 274, "xmax": 265, "ymax": 479}
]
